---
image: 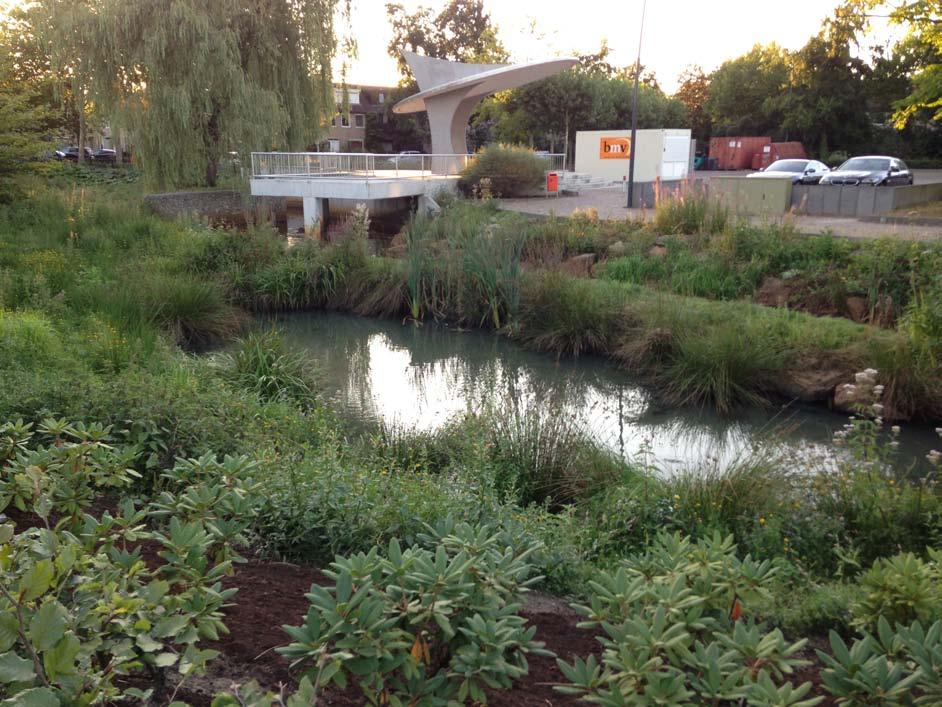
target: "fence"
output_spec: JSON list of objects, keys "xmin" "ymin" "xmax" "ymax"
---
[{"xmin": 251, "ymin": 152, "xmax": 566, "ymax": 179}]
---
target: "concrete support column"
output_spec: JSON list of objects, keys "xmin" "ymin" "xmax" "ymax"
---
[{"xmin": 302, "ymin": 197, "xmax": 326, "ymax": 238}]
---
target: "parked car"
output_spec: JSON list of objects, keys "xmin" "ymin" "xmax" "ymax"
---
[
  {"xmin": 398, "ymin": 150, "xmax": 423, "ymax": 155},
  {"xmin": 91, "ymin": 148, "xmax": 117, "ymax": 164},
  {"xmin": 819, "ymin": 156, "xmax": 913, "ymax": 186},
  {"xmin": 54, "ymin": 146, "xmax": 93, "ymax": 161},
  {"xmin": 747, "ymin": 159, "xmax": 830, "ymax": 184}
]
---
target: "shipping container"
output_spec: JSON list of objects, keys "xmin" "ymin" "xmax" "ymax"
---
[
  {"xmin": 574, "ymin": 129, "xmax": 693, "ymax": 183},
  {"xmin": 709, "ymin": 136, "xmax": 772, "ymax": 170},
  {"xmin": 753, "ymin": 141, "xmax": 809, "ymax": 170}
]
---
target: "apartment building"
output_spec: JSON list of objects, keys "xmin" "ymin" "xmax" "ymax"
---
[{"xmin": 320, "ymin": 85, "xmax": 394, "ymax": 152}]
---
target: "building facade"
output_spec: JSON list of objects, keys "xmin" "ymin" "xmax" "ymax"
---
[{"xmin": 320, "ymin": 85, "xmax": 394, "ymax": 153}]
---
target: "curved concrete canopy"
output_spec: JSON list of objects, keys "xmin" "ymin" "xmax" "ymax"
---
[
  {"xmin": 393, "ymin": 52, "xmax": 578, "ymax": 115},
  {"xmin": 392, "ymin": 51, "xmax": 578, "ymax": 163}
]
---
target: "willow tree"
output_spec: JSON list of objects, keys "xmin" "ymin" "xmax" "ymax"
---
[{"xmin": 84, "ymin": 0, "xmax": 340, "ymax": 187}]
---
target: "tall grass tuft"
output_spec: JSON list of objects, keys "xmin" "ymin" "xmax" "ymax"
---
[
  {"xmin": 220, "ymin": 328, "xmax": 320, "ymax": 408},
  {"xmin": 93, "ymin": 271, "xmax": 244, "ymax": 348},
  {"xmin": 659, "ymin": 325, "xmax": 786, "ymax": 413},
  {"xmin": 486, "ymin": 404, "xmax": 630, "ymax": 507},
  {"xmin": 654, "ymin": 184, "xmax": 730, "ymax": 236},
  {"xmin": 515, "ymin": 272, "xmax": 627, "ymax": 357}
]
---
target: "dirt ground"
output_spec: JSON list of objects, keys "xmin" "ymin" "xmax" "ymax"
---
[
  {"xmin": 171, "ymin": 557, "xmax": 601, "ymax": 706},
  {"xmin": 499, "ymin": 187, "xmax": 942, "ymax": 242}
]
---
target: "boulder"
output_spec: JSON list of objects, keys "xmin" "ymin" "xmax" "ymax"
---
[
  {"xmin": 772, "ymin": 369, "xmax": 848, "ymax": 402},
  {"xmin": 845, "ymin": 295, "xmax": 869, "ymax": 323},
  {"xmin": 756, "ymin": 277, "xmax": 791, "ymax": 308},
  {"xmin": 560, "ymin": 253, "xmax": 597, "ymax": 278}
]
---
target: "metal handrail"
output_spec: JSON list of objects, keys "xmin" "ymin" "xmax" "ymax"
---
[{"xmin": 250, "ymin": 151, "xmax": 567, "ymax": 179}]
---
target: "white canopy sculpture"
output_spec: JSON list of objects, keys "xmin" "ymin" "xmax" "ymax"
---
[{"xmin": 392, "ymin": 51, "xmax": 578, "ymax": 169}]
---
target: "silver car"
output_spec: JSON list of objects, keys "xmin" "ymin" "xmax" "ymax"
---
[{"xmin": 747, "ymin": 159, "xmax": 830, "ymax": 184}]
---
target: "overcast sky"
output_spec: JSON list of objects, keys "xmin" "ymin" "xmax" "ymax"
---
[{"xmin": 338, "ymin": 0, "xmax": 898, "ymax": 92}]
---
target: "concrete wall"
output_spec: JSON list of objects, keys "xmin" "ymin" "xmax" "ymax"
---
[
  {"xmin": 144, "ymin": 190, "xmax": 248, "ymax": 220},
  {"xmin": 708, "ymin": 177, "xmax": 793, "ymax": 217},
  {"xmin": 791, "ymin": 182, "xmax": 942, "ymax": 217},
  {"xmin": 574, "ymin": 129, "xmax": 692, "ymax": 182}
]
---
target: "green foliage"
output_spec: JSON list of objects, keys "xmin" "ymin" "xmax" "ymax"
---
[
  {"xmin": 277, "ymin": 521, "xmax": 550, "ymax": 705},
  {"xmin": 654, "ymin": 187, "xmax": 730, "ymax": 236},
  {"xmin": 0, "ymin": 422, "xmax": 258, "ymax": 704},
  {"xmin": 459, "ymin": 145, "xmax": 547, "ymax": 198},
  {"xmin": 851, "ymin": 551, "xmax": 942, "ymax": 631},
  {"xmin": 71, "ymin": 0, "xmax": 341, "ymax": 187},
  {"xmin": 557, "ymin": 531, "xmax": 820, "ymax": 705},
  {"xmin": 219, "ymin": 328, "xmax": 320, "ymax": 408},
  {"xmin": 515, "ymin": 272, "xmax": 626, "ymax": 357}
]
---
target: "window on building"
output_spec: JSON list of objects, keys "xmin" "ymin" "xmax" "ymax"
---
[
  {"xmin": 333, "ymin": 87, "xmax": 361, "ymax": 106},
  {"xmin": 354, "ymin": 113, "xmax": 365, "ymax": 128},
  {"xmin": 340, "ymin": 113, "xmax": 350, "ymax": 127},
  {"xmin": 378, "ymin": 92, "xmax": 385, "ymax": 104}
]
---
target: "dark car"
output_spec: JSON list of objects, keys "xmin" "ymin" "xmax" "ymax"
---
[
  {"xmin": 54, "ymin": 146, "xmax": 93, "ymax": 161},
  {"xmin": 819, "ymin": 156, "xmax": 913, "ymax": 186},
  {"xmin": 91, "ymin": 148, "xmax": 117, "ymax": 165}
]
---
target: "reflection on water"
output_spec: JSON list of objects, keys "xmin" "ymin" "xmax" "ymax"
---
[{"xmin": 275, "ymin": 312, "xmax": 937, "ymax": 474}]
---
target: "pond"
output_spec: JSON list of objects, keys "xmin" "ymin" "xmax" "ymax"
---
[{"xmin": 275, "ymin": 312, "xmax": 940, "ymax": 475}]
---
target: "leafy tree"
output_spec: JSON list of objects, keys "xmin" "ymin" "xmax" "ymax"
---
[
  {"xmin": 674, "ymin": 65, "xmax": 712, "ymax": 143},
  {"xmin": 72, "ymin": 0, "xmax": 341, "ymax": 188},
  {"xmin": 886, "ymin": 0, "xmax": 942, "ymax": 126},
  {"xmin": 773, "ymin": 14, "xmax": 873, "ymax": 156},
  {"xmin": 0, "ymin": 65, "xmax": 48, "ymax": 196},
  {"xmin": 706, "ymin": 44, "xmax": 791, "ymax": 137},
  {"xmin": 386, "ymin": 0, "xmax": 508, "ymax": 80}
]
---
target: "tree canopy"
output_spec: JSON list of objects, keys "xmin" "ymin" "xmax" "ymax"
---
[{"xmin": 39, "ymin": 0, "xmax": 342, "ymax": 188}]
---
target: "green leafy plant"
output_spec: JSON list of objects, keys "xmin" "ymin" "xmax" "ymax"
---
[
  {"xmin": 557, "ymin": 531, "xmax": 817, "ymax": 704},
  {"xmin": 278, "ymin": 521, "xmax": 551, "ymax": 705}
]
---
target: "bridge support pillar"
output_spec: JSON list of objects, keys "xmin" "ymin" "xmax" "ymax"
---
[{"xmin": 302, "ymin": 197, "xmax": 327, "ymax": 238}]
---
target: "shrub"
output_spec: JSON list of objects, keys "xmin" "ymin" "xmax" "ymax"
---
[
  {"xmin": 557, "ymin": 532, "xmax": 817, "ymax": 705},
  {"xmin": 851, "ymin": 552, "xmax": 942, "ymax": 631},
  {"xmin": 459, "ymin": 145, "xmax": 546, "ymax": 198},
  {"xmin": 277, "ymin": 521, "xmax": 551, "ymax": 704},
  {"xmin": 0, "ymin": 310, "xmax": 63, "ymax": 369}
]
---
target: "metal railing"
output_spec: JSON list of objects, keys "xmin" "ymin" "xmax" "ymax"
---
[{"xmin": 251, "ymin": 151, "xmax": 567, "ymax": 179}]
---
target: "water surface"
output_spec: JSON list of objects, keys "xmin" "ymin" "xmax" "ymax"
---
[{"xmin": 276, "ymin": 312, "xmax": 939, "ymax": 474}]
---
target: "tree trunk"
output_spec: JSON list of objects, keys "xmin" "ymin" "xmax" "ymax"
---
[
  {"xmin": 77, "ymin": 99, "xmax": 86, "ymax": 165},
  {"xmin": 564, "ymin": 115, "xmax": 570, "ymax": 171},
  {"xmin": 205, "ymin": 104, "xmax": 221, "ymax": 187}
]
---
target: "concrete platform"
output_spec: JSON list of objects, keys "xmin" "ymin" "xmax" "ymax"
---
[{"xmin": 250, "ymin": 173, "xmax": 459, "ymax": 201}]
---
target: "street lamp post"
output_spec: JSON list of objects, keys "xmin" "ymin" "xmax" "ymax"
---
[{"xmin": 626, "ymin": 0, "xmax": 648, "ymax": 209}]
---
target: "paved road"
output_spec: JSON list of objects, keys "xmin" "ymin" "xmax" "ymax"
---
[
  {"xmin": 691, "ymin": 169, "xmax": 942, "ymax": 185},
  {"xmin": 499, "ymin": 188, "xmax": 942, "ymax": 241}
]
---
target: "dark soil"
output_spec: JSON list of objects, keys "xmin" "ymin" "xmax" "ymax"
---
[{"xmin": 173, "ymin": 557, "xmax": 601, "ymax": 706}]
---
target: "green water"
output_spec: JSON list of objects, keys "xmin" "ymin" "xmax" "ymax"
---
[{"xmin": 275, "ymin": 312, "xmax": 939, "ymax": 474}]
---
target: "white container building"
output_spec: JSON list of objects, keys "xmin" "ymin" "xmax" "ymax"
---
[{"xmin": 574, "ymin": 129, "xmax": 694, "ymax": 184}]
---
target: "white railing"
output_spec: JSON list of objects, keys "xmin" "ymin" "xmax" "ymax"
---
[{"xmin": 251, "ymin": 152, "xmax": 567, "ymax": 179}]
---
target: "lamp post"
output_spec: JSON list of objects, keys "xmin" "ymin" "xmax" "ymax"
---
[{"xmin": 626, "ymin": 0, "xmax": 647, "ymax": 209}]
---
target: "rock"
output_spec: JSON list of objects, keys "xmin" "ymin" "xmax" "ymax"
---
[
  {"xmin": 608, "ymin": 241, "xmax": 629, "ymax": 257},
  {"xmin": 389, "ymin": 230, "xmax": 407, "ymax": 248},
  {"xmin": 756, "ymin": 277, "xmax": 791, "ymax": 308},
  {"xmin": 845, "ymin": 295, "xmax": 869, "ymax": 323},
  {"xmin": 834, "ymin": 382, "xmax": 865, "ymax": 412},
  {"xmin": 385, "ymin": 244, "xmax": 408, "ymax": 259},
  {"xmin": 648, "ymin": 245, "xmax": 668, "ymax": 258},
  {"xmin": 560, "ymin": 253, "xmax": 597, "ymax": 278},
  {"xmin": 772, "ymin": 369, "xmax": 848, "ymax": 402}
]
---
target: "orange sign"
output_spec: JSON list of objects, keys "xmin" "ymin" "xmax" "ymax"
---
[
  {"xmin": 599, "ymin": 137, "xmax": 631, "ymax": 159},
  {"xmin": 546, "ymin": 171, "xmax": 559, "ymax": 193}
]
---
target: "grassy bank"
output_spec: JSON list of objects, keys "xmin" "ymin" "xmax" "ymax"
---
[{"xmin": 2, "ymin": 178, "xmax": 942, "ymax": 703}]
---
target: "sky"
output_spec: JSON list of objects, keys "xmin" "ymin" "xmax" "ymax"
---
[{"xmin": 338, "ymin": 0, "xmax": 897, "ymax": 93}]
